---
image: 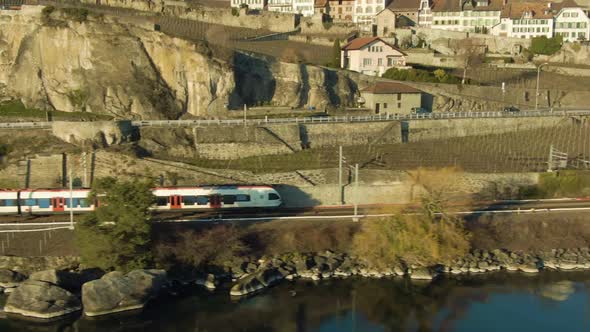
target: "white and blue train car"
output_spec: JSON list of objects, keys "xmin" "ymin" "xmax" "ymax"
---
[
  {"xmin": 151, "ymin": 185, "xmax": 282, "ymax": 210},
  {"xmin": 0, "ymin": 190, "xmax": 18, "ymax": 214},
  {"xmin": 18, "ymin": 189, "xmax": 94, "ymax": 214}
]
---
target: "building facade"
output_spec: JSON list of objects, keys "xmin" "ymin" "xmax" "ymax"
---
[
  {"xmin": 354, "ymin": 0, "xmax": 388, "ymax": 31},
  {"xmin": 294, "ymin": 0, "xmax": 315, "ymax": 15},
  {"xmin": 267, "ymin": 0, "xmax": 295, "ymax": 13},
  {"xmin": 491, "ymin": 2, "xmax": 554, "ymax": 38},
  {"xmin": 554, "ymin": 2, "xmax": 590, "ymax": 42},
  {"xmin": 431, "ymin": 0, "xmax": 502, "ymax": 32},
  {"xmin": 375, "ymin": 8, "xmax": 397, "ymax": 36},
  {"xmin": 417, "ymin": 0, "xmax": 433, "ymax": 26},
  {"xmin": 360, "ymin": 82, "xmax": 422, "ymax": 114},
  {"xmin": 341, "ymin": 37, "xmax": 407, "ymax": 76},
  {"xmin": 230, "ymin": 0, "xmax": 266, "ymax": 10},
  {"xmin": 329, "ymin": 0, "xmax": 355, "ymax": 20}
]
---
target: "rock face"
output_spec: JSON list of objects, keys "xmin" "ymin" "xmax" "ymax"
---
[
  {"xmin": 0, "ymin": 269, "xmax": 26, "ymax": 289},
  {"xmin": 0, "ymin": 7, "xmax": 358, "ymax": 120},
  {"xmin": 81, "ymin": 269, "xmax": 167, "ymax": 317},
  {"xmin": 3, "ymin": 280, "xmax": 81, "ymax": 319}
]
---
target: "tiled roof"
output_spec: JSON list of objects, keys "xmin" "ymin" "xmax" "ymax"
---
[
  {"xmin": 315, "ymin": 0, "xmax": 328, "ymax": 7},
  {"xmin": 341, "ymin": 37, "xmax": 406, "ymax": 55},
  {"xmin": 387, "ymin": 0, "xmax": 421, "ymax": 11},
  {"xmin": 501, "ymin": 2, "xmax": 555, "ymax": 19},
  {"xmin": 432, "ymin": 0, "xmax": 504, "ymax": 12},
  {"xmin": 361, "ymin": 82, "xmax": 422, "ymax": 94}
]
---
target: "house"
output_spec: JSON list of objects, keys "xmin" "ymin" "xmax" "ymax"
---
[
  {"xmin": 328, "ymin": 0, "xmax": 355, "ymax": 20},
  {"xmin": 341, "ymin": 37, "xmax": 408, "ymax": 76},
  {"xmin": 314, "ymin": 0, "xmax": 329, "ymax": 14},
  {"xmin": 431, "ymin": 0, "xmax": 503, "ymax": 32},
  {"xmin": 554, "ymin": 0, "xmax": 590, "ymax": 42},
  {"xmin": 230, "ymin": 0, "xmax": 266, "ymax": 10},
  {"xmin": 491, "ymin": 2, "xmax": 554, "ymax": 39},
  {"xmin": 354, "ymin": 0, "xmax": 389, "ymax": 32},
  {"xmin": 268, "ymin": 0, "xmax": 295, "ymax": 13},
  {"xmin": 375, "ymin": 0, "xmax": 421, "ymax": 36},
  {"xmin": 417, "ymin": 0, "xmax": 433, "ymax": 27},
  {"xmin": 360, "ymin": 82, "xmax": 422, "ymax": 114},
  {"xmin": 294, "ymin": 0, "xmax": 316, "ymax": 15}
]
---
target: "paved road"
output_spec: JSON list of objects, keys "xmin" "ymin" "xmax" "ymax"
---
[{"xmin": 0, "ymin": 198, "xmax": 588, "ymax": 229}]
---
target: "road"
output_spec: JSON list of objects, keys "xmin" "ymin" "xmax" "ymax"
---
[{"xmin": 0, "ymin": 198, "xmax": 588, "ymax": 230}]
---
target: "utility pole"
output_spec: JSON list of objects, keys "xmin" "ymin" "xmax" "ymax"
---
[
  {"xmin": 353, "ymin": 163, "xmax": 359, "ymax": 222},
  {"xmin": 69, "ymin": 164, "xmax": 74, "ymax": 230},
  {"xmin": 243, "ymin": 104, "xmax": 247, "ymax": 127},
  {"xmin": 82, "ymin": 151, "xmax": 88, "ymax": 188},
  {"xmin": 535, "ymin": 63, "xmax": 549, "ymax": 111},
  {"xmin": 338, "ymin": 146, "xmax": 343, "ymax": 205}
]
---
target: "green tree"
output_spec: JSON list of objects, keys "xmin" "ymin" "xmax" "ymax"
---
[
  {"xmin": 332, "ymin": 38, "xmax": 341, "ymax": 68},
  {"xmin": 75, "ymin": 177, "xmax": 156, "ymax": 272},
  {"xmin": 530, "ymin": 35, "xmax": 563, "ymax": 55}
]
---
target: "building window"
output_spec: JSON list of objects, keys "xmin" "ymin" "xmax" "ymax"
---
[
  {"xmin": 363, "ymin": 58, "xmax": 372, "ymax": 66},
  {"xmin": 397, "ymin": 93, "xmax": 401, "ymax": 100},
  {"xmin": 384, "ymin": 103, "xmax": 388, "ymax": 108},
  {"xmin": 397, "ymin": 102, "xmax": 401, "ymax": 108},
  {"xmin": 378, "ymin": 58, "xmax": 383, "ymax": 66}
]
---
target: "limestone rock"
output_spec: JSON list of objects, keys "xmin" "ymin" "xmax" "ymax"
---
[
  {"xmin": 0, "ymin": 269, "xmax": 26, "ymax": 289},
  {"xmin": 29, "ymin": 269, "xmax": 83, "ymax": 292},
  {"xmin": 195, "ymin": 273, "xmax": 217, "ymax": 291},
  {"xmin": 409, "ymin": 267, "xmax": 436, "ymax": 280},
  {"xmin": 230, "ymin": 267, "xmax": 287, "ymax": 297},
  {"xmin": 4, "ymin": 280, "xmax": 81, "ymax": 319},
  {"xmin": 82, "ymin": 269, "xmax": 167, "ymax": 317}
]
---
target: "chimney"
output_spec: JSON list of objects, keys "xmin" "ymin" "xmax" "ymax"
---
[{"xmin": 547, "ymin": 2, "xmax": 552, "ymax": 8}]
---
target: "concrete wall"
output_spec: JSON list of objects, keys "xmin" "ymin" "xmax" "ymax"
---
[{"xmin": 304, "ymin": 122, "xmax": 402, "ymax": 147}]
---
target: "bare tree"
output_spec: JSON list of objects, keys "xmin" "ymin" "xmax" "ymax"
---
[{"xmin": 455, "ymin": 38, "xmax": 485, "ymax": 85}]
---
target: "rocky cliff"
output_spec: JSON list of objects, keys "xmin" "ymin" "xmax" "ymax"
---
[{"xmin": 0, "ymin": 6, "xmax": 356, "ymax": 119}]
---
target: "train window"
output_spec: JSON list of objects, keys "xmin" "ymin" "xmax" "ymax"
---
[
  {"xmin": 20, "ymin": 199, "xmax": 36, "ymax": 206},
  {"xmin": 79, "ymin": 198, "xmax": 89, "ymax": 208},
  {"xmin": 235, "ymin": 194, "xmax": 250, "ymax": 202},
  {"xmin": 196, "ymin": 196, "xmax": 209, "ymax": 205},
  {"xmin": 0, "ymin": 199, "xmax": 12, "ymax": 207},
  {"xmin": 183, "ymin": 196, "xmax": 197, "ymax": 205},
  {"xmin": 156, "ymin": 197, "xmax": 168, "ymax": 206},
  {"xmin": 38, "ymin": 199, "xmax": 50, "ymax": 208},
  {"xmin": 268, "ymin": 193, "xmax": 280, "ymax": 200},
  {"xmin": 66, "ymin": 199, "xmax": 80, "ymax": 208},
  {"xmin": 223, "ymin": 195, "xmax": 236, "ymax": 204}
]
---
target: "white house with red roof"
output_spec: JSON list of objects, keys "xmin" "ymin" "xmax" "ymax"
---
[
  {"xmin": 341, "ymin": 37, "xmax": 408, "ymax": 76},
  {"xmin": 554, "ymin": 0, "xmax": 590, "ymax": 42}
]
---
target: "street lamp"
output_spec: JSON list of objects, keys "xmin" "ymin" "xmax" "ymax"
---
[{"xmin": 535, "ymin": 62, "xmax": 549, "ymax": 111}]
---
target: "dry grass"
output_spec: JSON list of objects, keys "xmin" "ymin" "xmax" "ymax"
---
[{"xmin": 469, "ymin": 212, "xmax": 590, "ymax": 252}]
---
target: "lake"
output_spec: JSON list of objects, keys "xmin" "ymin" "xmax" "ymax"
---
[{"xmin": 2, "ymin": 270, "xmax": 590, "ymax": 331}]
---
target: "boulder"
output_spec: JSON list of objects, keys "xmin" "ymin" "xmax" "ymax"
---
[
  {"xmin": 0, "ymin": 269, "xmax": 26, "ymax": 289},
  {"xmin": 517, "ymin": 264, "xmax": 539, "ymax": 273},
  {"xmin": 409, "ymin": 267, "xmax": 436, "ymax": 280},
  {"xmin": 3, "ymin": 280, "xmax": 81, "ymax": 319},
  {"xmin": 30, "ymin": 269, "xmax": 83, "ymax": 292},
  {"xmin": 230, "ymin": 268, "xmax": 287, "ymax": 297},
  {"xmin": 82, "ymin": 269, "xmax": 167, "ymax": 317},
  {"xmin": 195, "ymin": 273, "xmax": 217, "ymax": 290}
]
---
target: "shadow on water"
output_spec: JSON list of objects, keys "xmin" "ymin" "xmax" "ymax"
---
[{"xmin": 3, "ymin": 270, "xmax": 590, "ymax": 332}]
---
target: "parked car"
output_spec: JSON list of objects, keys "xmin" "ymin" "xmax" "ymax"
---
[
  {"xmin": 411, "ymin": 107, "xmax": 430, "ymax": 114},
  {"xmin": 503, "ymin": 106, "xmax": 520, "ymax": 113}
]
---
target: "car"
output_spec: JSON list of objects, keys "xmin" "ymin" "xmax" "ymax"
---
[
  {"xmin": 503, "ymin": 106, "xmax": 520, "ymax": 113},
  {"xmin": 411, "ymin": 107, "xmax": 430, "ymax": 115}
]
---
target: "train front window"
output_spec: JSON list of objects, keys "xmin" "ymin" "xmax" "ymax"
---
[
  {"xmin": 269, "ymin": 193, "xmax": 280, "ymax": 200},
  {"xmin": 183, "ymin": 196, "xmax": 197, "ymax": 206},
  {"xmin": 38, "ymin": 199, "xmax": 50, "ymax": 208},
  {"xmin": 156, "ymin": 197, "xmax": 168, "ymax": 206}
]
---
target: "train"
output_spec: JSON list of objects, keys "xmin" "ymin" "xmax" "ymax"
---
[{"xmin": 0, "ymin": 185, "xmax": 282, "ymax": 214}]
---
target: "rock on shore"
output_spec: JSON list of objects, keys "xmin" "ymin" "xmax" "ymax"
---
[
  {"xmin": 0, "ymin": 269, "xmax": 27, "ymax": 292},
  {"xmin": 230, "ymin": 267, "xmax": 289, "ymax": 297},
  {"xmin": 82, "ymin": 269, "xmax": 167, "ymax": 317},
  {"xmin": 30, "ymin": 269, "xmax": 83, "ymax": 292},
  {"xmin": 3, "ymin": 280, "xmax": 81, "ymax": 319}
]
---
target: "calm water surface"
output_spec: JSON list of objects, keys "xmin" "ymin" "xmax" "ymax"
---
[{"xmin": 2, "ymin": 271, "xmax": 590, "ymax": 332}]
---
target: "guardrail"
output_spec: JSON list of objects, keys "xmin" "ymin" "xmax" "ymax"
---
[
  {"xmin": 132, "ymin": 110, "xmax": 590, "ymax": 128},
  {"xmin": 1, "ymin": 110, "xmax": 589, "ymax": 129}
]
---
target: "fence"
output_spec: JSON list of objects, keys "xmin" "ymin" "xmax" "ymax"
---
[{"xmin": 1, "ymin": 110, "xmax": 589, "ymax": 129}]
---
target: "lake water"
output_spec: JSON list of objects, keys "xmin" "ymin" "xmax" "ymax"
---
[{"xmin": 2, "ymin": 270, "xmax": 590, "ymax": 332}]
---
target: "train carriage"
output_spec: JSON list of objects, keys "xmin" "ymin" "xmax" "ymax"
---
[
  {"xmin": 18, "ymin": 189, "xmax": 94, "ymax": 214},
  {"xmin": 152, "ymin": 185, "xmax": 282, "ymax": 210},
  {"xmin": 0, "ymin": 190, "xmax": 18, "ymax": 214}
]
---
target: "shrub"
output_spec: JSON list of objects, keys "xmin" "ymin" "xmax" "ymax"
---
[
  {"xmin": 231, "ymin": 7, "xmax": 239, "ymax": 16},
  {"xmin": 529, "ymin": 35, "xmax": 563, "ymax": 55},
  {"xmin": 382, "ymin": 68, "xmax": 460, "ymax": 84},
  {"xmin": 155, "ymin": 225, "xmax": 247, "ymax": 268},
  {"xmin": 75, "ymin": 177, "xmax": 156, "ymax": 272},
  {"xmin": 352, "ymin": 196, "xmax": 470, "ymax": 268},
  {"xmin": 537, "ymin": 171, "xmax": 590, "ymax": 198},
  {"xmin": 62, "ymin": 8, "xmax": 89, "ymax": 23}
]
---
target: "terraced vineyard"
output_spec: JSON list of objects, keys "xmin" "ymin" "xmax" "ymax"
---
[{"xmin": 177, "ymin": 123, "xmax": 590, "ymax": 173}]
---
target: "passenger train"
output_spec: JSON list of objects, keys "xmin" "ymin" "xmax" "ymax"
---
[{"xmin": 0, "ymin": 185, "xmax": 282, "ymax": 215}]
